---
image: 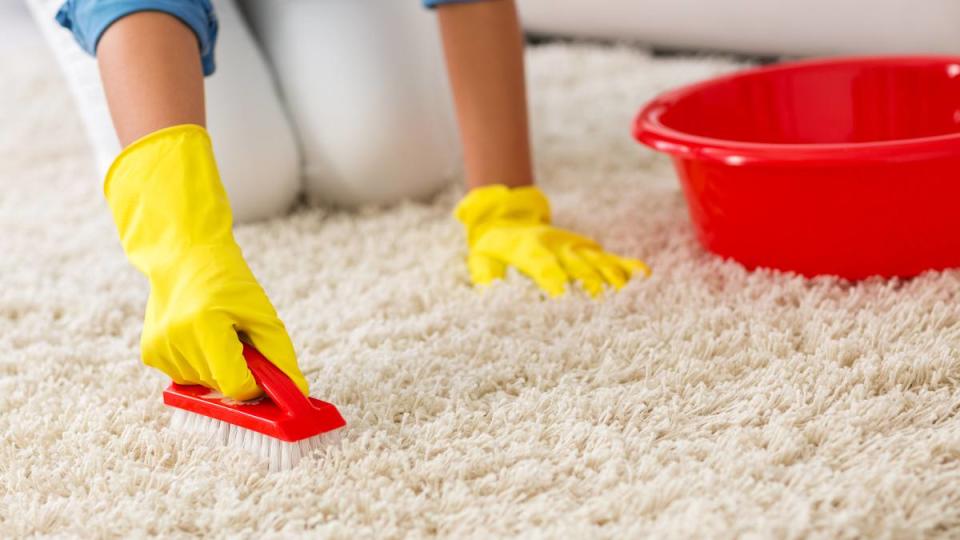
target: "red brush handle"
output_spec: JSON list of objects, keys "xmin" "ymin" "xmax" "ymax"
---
[{"xmin": 242, "ymin": 343, "xmax": 313, "ymax": 417}]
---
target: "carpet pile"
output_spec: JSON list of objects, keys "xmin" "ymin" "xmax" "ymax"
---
[{"xmin": 2, "ymin": 40, "xmax": 959, "ymax": 538}]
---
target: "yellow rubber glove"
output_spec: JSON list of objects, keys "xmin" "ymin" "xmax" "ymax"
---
[
  {"xmin": 454, "ymin": 185, "xmax": 651, "ymax": 297},
  {"xmin": 104, "ymin": 125, "xmax": 308, "ymax": 400}
]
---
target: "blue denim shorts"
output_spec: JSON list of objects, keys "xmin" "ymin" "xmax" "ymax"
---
[{"xmin": 56, "ymin": 0, "xmax": 487, "ymax": 77}]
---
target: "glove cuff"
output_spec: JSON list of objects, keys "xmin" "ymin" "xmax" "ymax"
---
[
  {"xmin": 104, "ymin": 125, "xmax": 236, "ymax": 270},
  {"xmin": 454, "ymin": 185, "xmax": 551, "ymax": 244}
]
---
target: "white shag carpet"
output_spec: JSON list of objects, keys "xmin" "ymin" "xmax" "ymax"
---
[{"xmin": 2, "ymin": 38, "xmax": 960, "ymax": 539}]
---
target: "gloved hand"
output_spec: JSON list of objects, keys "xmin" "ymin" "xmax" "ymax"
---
[
  {"xmin": 104, "ymin": 125, "xmax": 308, "ymax": 401},
  {"xmin": 454, "ymin": 184, "xmax": 650, "ymax": 297}
]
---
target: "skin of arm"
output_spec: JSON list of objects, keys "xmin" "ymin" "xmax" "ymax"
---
[
  {"xmin": 436, "ymin": 0, "xmax": 534, "ymax": 190},
  {"xmin": 97, "ymin": 3, "xmax": 532, "ymax": 184},
  {"xmin": 97, "ymin": 11, "xmax": 206, "ymax": 147}
]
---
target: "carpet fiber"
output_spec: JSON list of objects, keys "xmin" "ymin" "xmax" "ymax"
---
[{"xmin": 2, "ymin": 41, "xmax": 960, "ymax": 539}]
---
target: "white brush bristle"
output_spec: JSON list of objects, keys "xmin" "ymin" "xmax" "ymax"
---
[{"xmin": 168, "ymin": 409, "xmax": 339, "ymax": 472}]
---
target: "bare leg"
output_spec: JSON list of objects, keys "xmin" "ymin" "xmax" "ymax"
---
[
  {"xmin": 436, "ymin": 0, "xmax": 533, "ymax": 189},
  {"xmin": 97, "ymin": 12, "xmax": 205, "ymax": 147}
]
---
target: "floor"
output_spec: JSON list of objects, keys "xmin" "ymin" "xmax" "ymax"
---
[{"xmin": 2, "ymin": 12, "xmax": 960, "ymax": 538}]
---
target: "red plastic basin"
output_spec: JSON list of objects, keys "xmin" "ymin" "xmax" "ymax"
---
[{"xmin": 634, "ymin": 56, "xmax": 960, "ymax": 280}]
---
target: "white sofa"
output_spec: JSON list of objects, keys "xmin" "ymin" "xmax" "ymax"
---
[{"xmin": 517, "ymin": 0, "xmax": 960, "ymax": 56}]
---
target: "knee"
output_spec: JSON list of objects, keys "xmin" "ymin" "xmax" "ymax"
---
[
  {"xmin": 205, "ymin": 0, "xmax": 302, "ymax": 223},
  {"xmin": 242, "ymin": 0, "xmax": 463, "ymax": 206},
  {"xmin": 302, "ymin": 107, "xmax": 462, "ymax": 207},
  {"xmin": 210, "ymin": 121, "xmax": 301, "ymax": 223},
  {"xmin": 299, "ymin": 44, "xmax": 463, "ymax": 207}
]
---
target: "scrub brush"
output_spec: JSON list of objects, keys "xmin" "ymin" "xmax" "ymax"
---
[{"xmin": 166, "ymin": 343, "xmax": 346, "ymax": 471}]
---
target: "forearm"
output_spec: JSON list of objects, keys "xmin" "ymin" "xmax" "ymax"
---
[
  {"xmin": 97, "ymin": 11, "xmax": 205, "ymax": 147},
  {"xmin": 436, "ymin": 0, "xmax": 533, "ymax": 190}
]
